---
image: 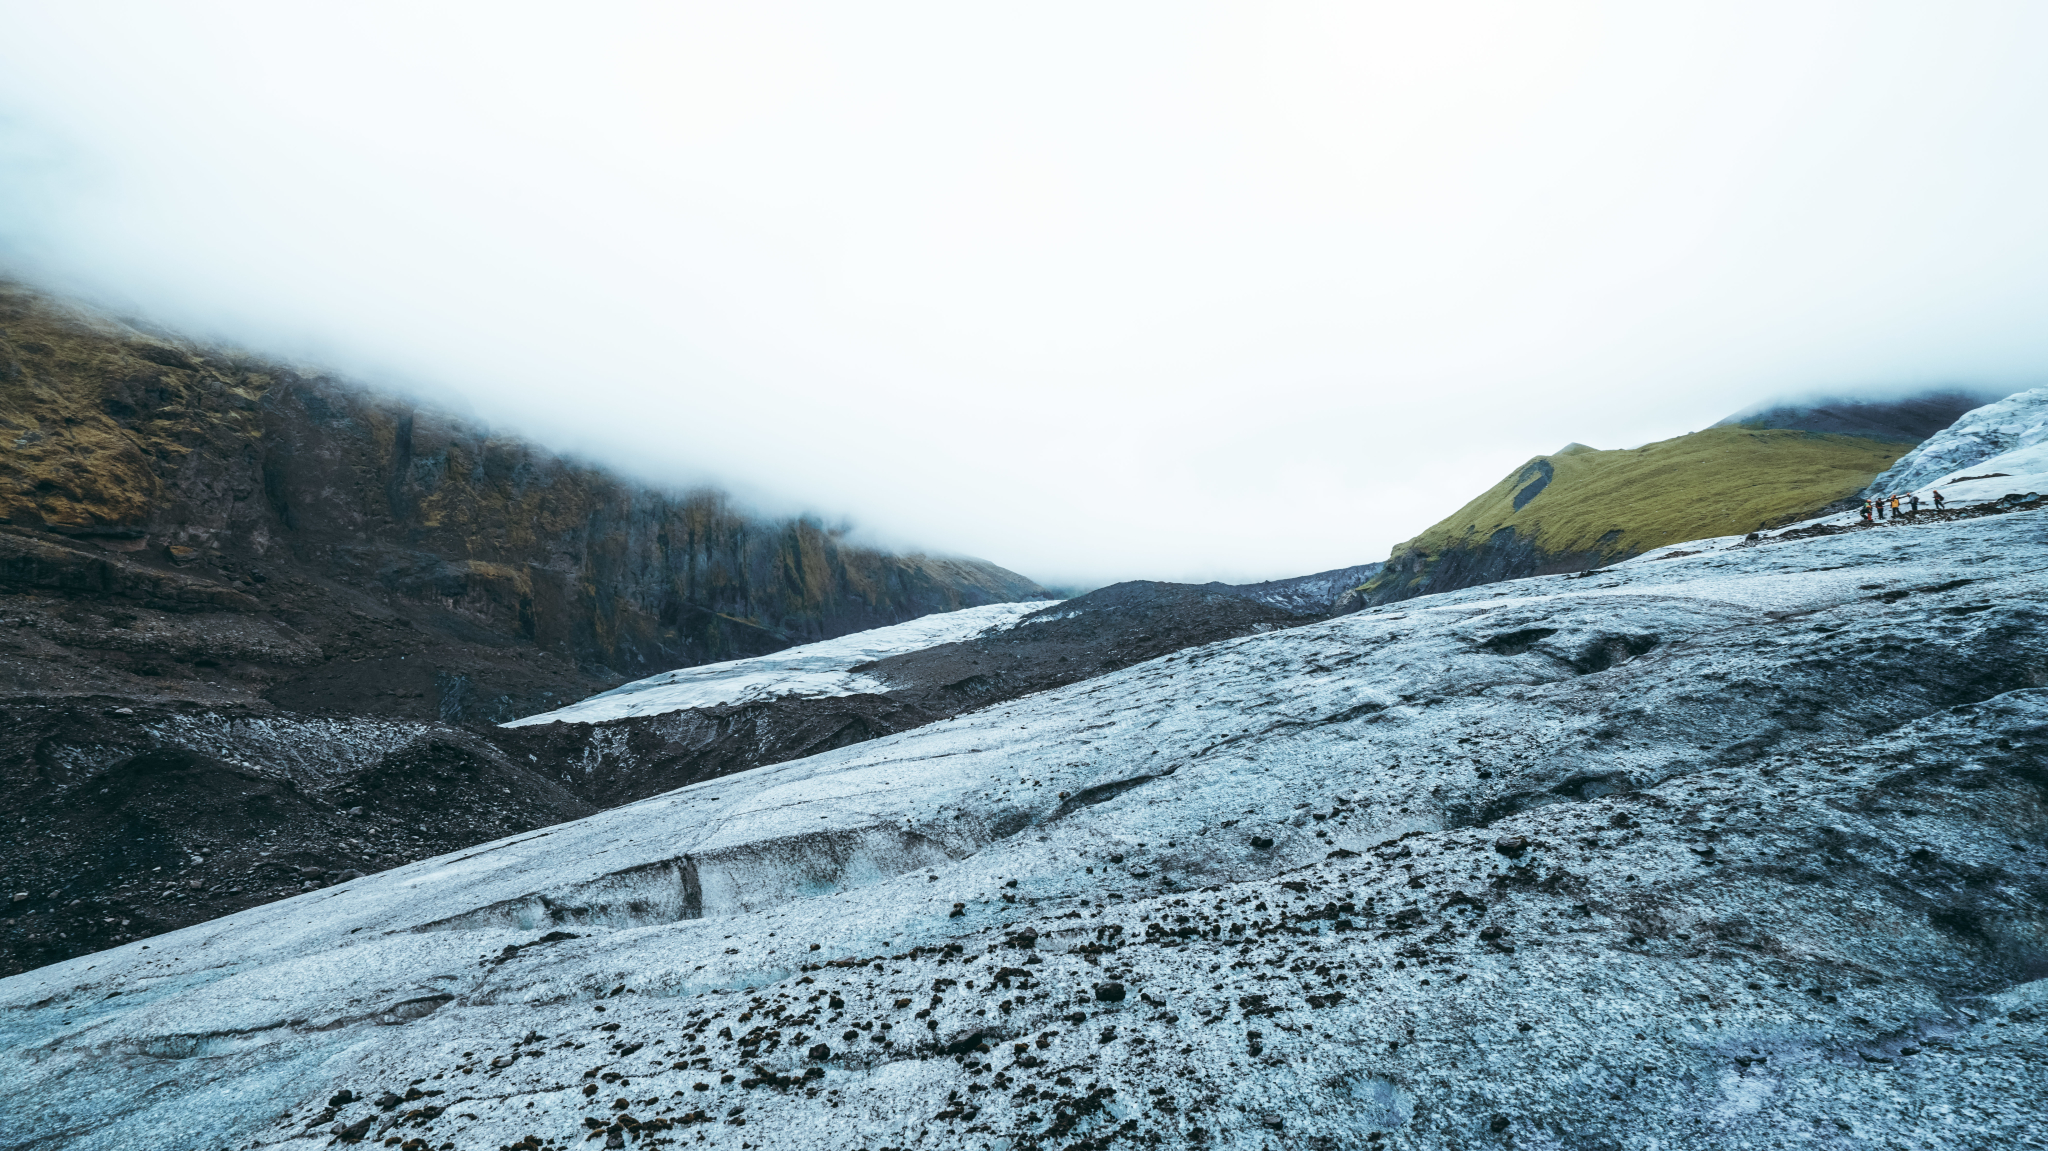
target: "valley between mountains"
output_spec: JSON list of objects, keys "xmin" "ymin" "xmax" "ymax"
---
[
  {"xmin": 4, "ymin": 507, "xmax": 2044, "ymax": 1151},
  {"xmin": 7, "ymin": 282, "xmax": 2048, "ymax": 1151}
]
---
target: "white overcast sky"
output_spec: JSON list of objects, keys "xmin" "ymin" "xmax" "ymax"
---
[{"xmin": 5, "ymin": 2, "xmax": 2048, "ymax": 586}]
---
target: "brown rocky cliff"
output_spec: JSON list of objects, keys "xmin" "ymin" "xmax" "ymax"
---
[{"xmin": 0, "ymin": 281, "xmax": 1047, "ymax": 722}]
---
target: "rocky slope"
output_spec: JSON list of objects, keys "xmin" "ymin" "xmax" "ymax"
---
[
  {"xmin": 4, "ymin": 504, "xmax": 2043, "ymax": 1151},
  {"xmin": 0, "ymin": 281, "xmax": 1048, "ymax": 716},
  {"xmin": 0, "ymin": 280, "xmax": 1049, "ymax": 975},
  {"xmin": 0, "ymin": 580, "xmax": 1303, "ymax": 977},
  {"xmin": 1355, "ymin": 390, "xmax": 1990, "ymax": 607},
  {"xmin": 1206, "ymin": 563, "xmax": 1384, "ymax": 617}
]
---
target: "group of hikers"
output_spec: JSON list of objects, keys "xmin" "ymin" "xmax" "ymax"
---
[{"xmin": 1861, "ymin": 489, "xmax": 1945, "ymax": 523}]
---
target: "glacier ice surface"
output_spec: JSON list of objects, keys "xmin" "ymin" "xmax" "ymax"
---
[
  {"xmin": 501, "ymin": 601, "xmax": 1050, "ymax": 727},
  {"xmin": 5, "ymin": 513, "xmax": 2046, "ymax": 1150}
]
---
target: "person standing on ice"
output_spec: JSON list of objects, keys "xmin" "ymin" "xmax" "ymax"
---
[
  {"xmin": 1890, "ymin": 494, "xmax": 1901, "ymax": 518},
  {"xmin": 1909, "ymin": 493, "xmax": 1921, "ymax": 514},
  {"xmin": 1934, "ymin": 489, "xmax": 1947, "ymax": 510},
  {"xmin": 1861, "ymin": 498, "xmax": 1874, "ymax": 523}
]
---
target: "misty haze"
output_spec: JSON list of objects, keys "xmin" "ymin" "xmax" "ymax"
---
[{"xmin": 4, "ymin": 5, "xmax": 2047, "ymax": 1151}]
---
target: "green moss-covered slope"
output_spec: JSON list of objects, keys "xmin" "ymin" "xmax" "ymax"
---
[{"xmin": 1359, "ymin": 425, "xmax": 1911, "ymax": 605}]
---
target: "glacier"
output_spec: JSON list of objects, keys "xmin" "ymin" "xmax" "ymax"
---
[
  {"xmin": 3, "ymin": 509, "xmax": 2045, "ymax": 1150},
  {"xmin": 501, "ymin": 602, "xmax": 1050, "ymax": 728},
  {"xmin": 1864, "ymin": 386, "xmax": 2048, "ymax": 496}
]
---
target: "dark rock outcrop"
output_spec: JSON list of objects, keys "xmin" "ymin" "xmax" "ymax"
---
[
  {"xmin": 0, "ymin": 279, "xmax": 1046, "ymax": 711},
  {"xmin": 0, "ymin": 698, "xmax": 596, "ymax": 976},
  {"xmin": 1203, "ymin": 562, "xmax": 1384, "ymax": 617}
]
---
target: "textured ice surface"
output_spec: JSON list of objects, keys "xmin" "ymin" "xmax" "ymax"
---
[
  {"xmin": 1915, "ymin": 437, "xmax": 2048, "ymax": 502},
  {"xmin": 5, "ymin": 513, "xmax": 2046, "ymax": 1151},
  {"xmin": 1865, "ymin": 386, "xmax": 2048, "ymax": 494},
  {"xmin": 502, "ymin": 602, "xmax": 1049, "ymax": 727}
]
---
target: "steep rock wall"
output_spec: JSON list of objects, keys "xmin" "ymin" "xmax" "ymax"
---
[{"xmin": 0, "ymin": 281, "xmax": 1048, "ymax": 708}]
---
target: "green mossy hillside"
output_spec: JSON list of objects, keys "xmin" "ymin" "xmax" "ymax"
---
[{"xmin": 1361, "ymin": 426, "xmax": 1911, "ymax": 602}]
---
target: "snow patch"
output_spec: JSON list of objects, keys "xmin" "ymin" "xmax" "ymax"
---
[{"xmin": 501, "ymin": 601, "xmax": 1051, "ymax": 726}]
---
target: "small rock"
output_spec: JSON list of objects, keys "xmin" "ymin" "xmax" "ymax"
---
[
  {"xmin": 1494, "ymin": 836, "xmax": 1529, "ymax": 859},
  {"xmin": 1250, "ymin": 837, "xmax": 1275, "ymax": 850},
  {"xmin": 1490, "ymin": 1115, "xmax": 1512, "ymax": 1133},
  {"xmin": 941, "ymin": 1027, "xmax": 994, "ymax": 1054},
  {"xmin": 1094, "ymin": 982, "xmax": 1126, "ymax": 1003},
  {"xmin": 808, "ymin": 1043, "xmax": 831, "ymax": 1061}
]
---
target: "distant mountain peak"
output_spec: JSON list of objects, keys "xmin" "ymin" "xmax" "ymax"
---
[{"xmin": 1712, "ymin": 386, "xmax": 2004, "ymax": 443}]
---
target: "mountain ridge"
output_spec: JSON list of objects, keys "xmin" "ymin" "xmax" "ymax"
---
[
  {"xmin": 0, "ymin": 278, "xmax": 1049, "ymax": 975},
  {"xmin": 1355, "ymin": 388, "xmax": 1994, "ymax": 607},
  {"xmin": 0, "ymin": 278, "xmax": 1048, "ymax": 719}
]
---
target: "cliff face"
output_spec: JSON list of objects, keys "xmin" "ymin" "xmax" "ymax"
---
[
  {"xmin": 0, "ymin": 278, "xmax": 1049, "ymax": 975},
  {"xmin": 1359, "ymin": 422, "xmax": 1919, "ymax": 606},
  {"xmin": 0, "ymin": 281, "xmax": 1048, "ymax": 722}
]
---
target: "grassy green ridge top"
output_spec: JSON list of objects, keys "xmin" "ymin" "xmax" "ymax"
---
[{"xmin": 1366, "ymin": 425, "xmax": 1911, "ymax": 582}]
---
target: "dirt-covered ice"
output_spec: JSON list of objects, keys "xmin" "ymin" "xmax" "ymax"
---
[{"xmin": 3, "ymin": 511, "xmax": 2045, "ymax": 1151}]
